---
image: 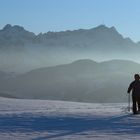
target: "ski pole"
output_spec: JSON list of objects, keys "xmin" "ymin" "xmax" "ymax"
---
[{"xmin": 128, "ymin": 93, "xmax": 131, "ymax": 112}]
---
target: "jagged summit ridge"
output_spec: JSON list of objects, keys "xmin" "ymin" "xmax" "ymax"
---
[
  {"xmin": 0, "ymin": 24, "xmax": 137, "ymax": 52},
  {"xmin": 2, "ymin": 24, "xmax": 25, "ymax": 31}
]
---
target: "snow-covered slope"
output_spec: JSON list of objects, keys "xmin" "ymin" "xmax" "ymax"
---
[{"xmin": 0, "ymin": 97, "xmax": 140, "ymax": 140}]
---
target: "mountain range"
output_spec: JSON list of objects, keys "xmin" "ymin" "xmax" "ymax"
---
[
  {"xmin": 1, "ymin": 24, "xmax": 140, "ymax": 73},
  {"xmin": 0, "ymin": 24, "xmax": 138, "ymax": 50},
  {"xmin": 0, "ymin": 25, "xmax": 140, "ymax": 102},
  {"xmin": 1, "ymin": 59, "xmax": 140, "ymax": 102}
]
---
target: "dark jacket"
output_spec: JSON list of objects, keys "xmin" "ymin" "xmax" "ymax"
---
[{"xmin": 127, "ymin": 80, "xmax": 140, "ymax": 96}]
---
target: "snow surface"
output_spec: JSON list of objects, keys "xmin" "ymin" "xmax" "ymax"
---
[{"xmin": 0, "ymin": 97, "xmax": 140, "ymax": 140}]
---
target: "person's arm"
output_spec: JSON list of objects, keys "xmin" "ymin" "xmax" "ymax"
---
[{"xmin": 127, "ymin": 82, "xmax": 133, "ymax": 94}]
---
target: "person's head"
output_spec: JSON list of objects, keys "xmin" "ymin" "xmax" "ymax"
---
[{"xmin": 134, "ymin": 74, "xmax": 140, "ymax": 81}]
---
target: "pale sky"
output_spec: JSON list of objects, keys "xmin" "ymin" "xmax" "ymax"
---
[{"xmin": 0, "ymin": 0, "xmax": 140, "ymax": 42}]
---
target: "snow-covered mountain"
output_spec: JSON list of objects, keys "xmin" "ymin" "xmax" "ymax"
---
[
  {"xmin": 0, "ymin": 97, "xmax": 140, "ymax": 140},
  {"xmin": 1, "ymin": 59, "xmax": 140, "ymax": 102}
]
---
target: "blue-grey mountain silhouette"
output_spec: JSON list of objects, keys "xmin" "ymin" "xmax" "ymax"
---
[{"xmin": 1, "ymin": 59, "xmax": 140, "ymax": 103}]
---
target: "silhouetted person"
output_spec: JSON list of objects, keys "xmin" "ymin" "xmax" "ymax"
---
[{"xmin": 127, "ymin": 74, "xmax": 140, "ymax": 114}]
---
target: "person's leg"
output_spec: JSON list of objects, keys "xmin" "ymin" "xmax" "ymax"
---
[
  {"xmin": 132, "ymin": 95, "xmax": 137, "ymax": 114},
  {"xmin": 137, "ymin": 96, "xmax": 140, "ymax": 112}
]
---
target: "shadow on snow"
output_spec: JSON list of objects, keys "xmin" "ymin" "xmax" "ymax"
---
[{"xmin": 0, "ymin": 113, "xmax": 140, "ymax": 139}]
